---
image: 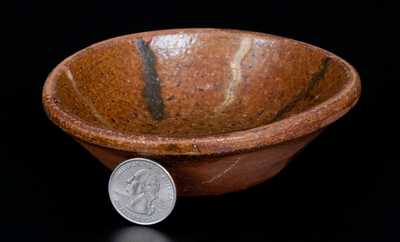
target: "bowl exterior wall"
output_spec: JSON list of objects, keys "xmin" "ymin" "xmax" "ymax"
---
[{"xmin": 76, "ymin": 131, "xmax": 320, "ymax": 196}]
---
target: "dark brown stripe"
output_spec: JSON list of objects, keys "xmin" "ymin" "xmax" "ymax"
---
[
  {"xmin": 271, "ymin": 57, "xmax": 331, "ymax": 122},
  {"xmin": 135, "ymin": 39, "xmax": 165, "ymax": 120}
]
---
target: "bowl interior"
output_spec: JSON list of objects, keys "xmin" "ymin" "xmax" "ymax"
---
[{"xmin": 51, "ymin": 29, "xmax": 349, "ymax": 137}]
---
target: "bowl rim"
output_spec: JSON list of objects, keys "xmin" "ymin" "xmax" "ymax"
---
[{"xmin": 42, "ymin": 28, "xmax": 361, "ymax": 156}]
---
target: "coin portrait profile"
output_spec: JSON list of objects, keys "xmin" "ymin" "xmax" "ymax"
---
[
  {"xmin": 124, "ymin": 169, "xmax": 160, "ymax": 216},
  {"xmin": 109, "ymin": 158, "xmax": 176, "ymax": 225}
]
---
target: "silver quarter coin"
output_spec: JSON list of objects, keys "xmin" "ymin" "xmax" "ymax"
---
[{"xmin": 108, "ymin": 158, "xmax": 176, "ymax": 225}]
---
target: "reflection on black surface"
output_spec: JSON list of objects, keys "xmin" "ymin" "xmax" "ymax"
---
[{"xmin": 109, "ymin": 226, "xmax": 172, "ymax": 242}]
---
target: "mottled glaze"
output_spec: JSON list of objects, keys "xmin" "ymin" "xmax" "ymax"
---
[{"xmin": 42, "ymin": 29, "xmax": 361, "ymax": 196}]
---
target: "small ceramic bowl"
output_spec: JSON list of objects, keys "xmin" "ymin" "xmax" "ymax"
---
[{"xmin": 43, "ymin": 28, "xmax": 361, "ymax": 196}]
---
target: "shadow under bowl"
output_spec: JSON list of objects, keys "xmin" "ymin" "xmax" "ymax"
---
[{"xmin": 42, "ymin": 28, "xmax": 361, "ymax": 196}]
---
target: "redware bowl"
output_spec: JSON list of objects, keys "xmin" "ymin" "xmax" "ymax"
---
[{"xmin": 42, "ymin": 28, "xmax": 361, "ymax": 196}]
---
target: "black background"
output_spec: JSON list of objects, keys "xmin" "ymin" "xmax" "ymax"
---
[{"xmin": 3, "ymin": 1, "xmax": 398, "ymax": 241}]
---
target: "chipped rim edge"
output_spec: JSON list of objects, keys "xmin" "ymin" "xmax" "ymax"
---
[{"xmin": 42, "ymin": 28, "xmax": 361, "ymax": 156}]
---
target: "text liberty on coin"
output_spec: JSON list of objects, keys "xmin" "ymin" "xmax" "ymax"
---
[{"xmin": 108, "ymin": 158, "xmax": 176, "ymax": 225}]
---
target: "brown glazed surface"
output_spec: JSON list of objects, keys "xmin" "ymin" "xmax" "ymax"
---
[{"xmin": 42, "ymin": 28, "xmax": 361, "ymax": 196}]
